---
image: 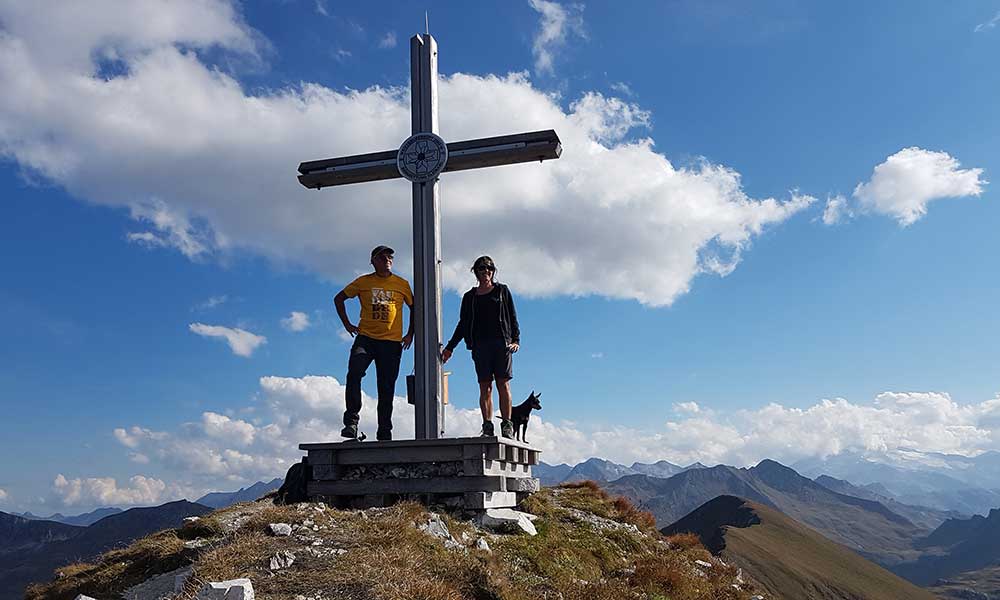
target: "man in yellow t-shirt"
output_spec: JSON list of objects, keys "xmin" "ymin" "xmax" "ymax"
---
[{"xmin": 334, "ymin": 245, "xmax": 414, "ymax": 441}]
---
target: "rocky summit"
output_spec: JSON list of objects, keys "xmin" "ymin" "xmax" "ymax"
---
[{"xmin": 26, "ymin": 482, "xmax": 763, "ymax": 600}]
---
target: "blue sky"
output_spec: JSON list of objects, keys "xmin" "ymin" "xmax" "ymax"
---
[{"xmin": 1, "ymin": 0, "xmax": 998, "ymax": 514}]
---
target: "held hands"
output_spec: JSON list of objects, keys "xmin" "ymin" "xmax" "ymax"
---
[
  {"xmin": 508, "ymin": 342, "xmax": 520, "ymax": 353},
  {"xmin": 441, "ymin": 348, "xmax": 453, "ymax": 363},
  {"xmin": 402, "ymin": 332, "xmax": 414, "ymax": 350}
]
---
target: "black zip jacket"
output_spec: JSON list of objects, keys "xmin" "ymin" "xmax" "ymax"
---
[{"xmin": 445, "ymin": 283, "xmax": 520, "ymax": 351}]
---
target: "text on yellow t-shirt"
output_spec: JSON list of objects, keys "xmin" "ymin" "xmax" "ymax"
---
[{"xmin": 342, "ymin": 273, "xmax": 413, "ymax": 341}]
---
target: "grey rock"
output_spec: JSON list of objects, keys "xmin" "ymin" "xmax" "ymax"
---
[
  {"xmin": 269, "ymin": 550, "xmax": 296, "ymax": 570},
  {"xmin": 269, "ymin": 523, "xmax": 292, "ymax": 536},
  {"xmin": 123, "ymin": 566, "xmax": 192, "ymax": 600},
  {"xmin": 478, "ymin": 508, "xmax": 537, "ymax": 536},
  {"xmin": 184, "ymin": 538, "xmax": 211, "ymax": 549},
  {"xmin": 475, "ymin": 537, "xmax": 491, "ymax": 552},
  {"xmin": 419, "ymin": 513, "xmax": 452, "ymax": 540},
  {"xmin": 74, "ymin": 596, "xmax": 99, "ymax": 600},
  {"xmin": 183, "ymin": 516, "xmax": 201, "ymax": 524},
  {"xmin": 197, "ymin": 579, "xmax": 255, "ymax": 600},
  {"xmin": 694, "ymin": 559, "xmax": 713, "ymax": 569}
]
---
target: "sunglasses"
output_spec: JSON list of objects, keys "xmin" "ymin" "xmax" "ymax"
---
[{"xmin": 474, "ymin": 266, "xmax": 495, "ymax": 273}]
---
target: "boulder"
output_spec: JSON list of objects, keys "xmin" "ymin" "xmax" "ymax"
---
[
  {"xmin": 268, "ymin": 523, "xmax": 292, "ymax": 536},
  {"xmin": 197, "ymin": 578, "xmax": 255, "ymax": 600},
  {"xmin": 269, "ymin": 550, "xmax": 296, "ymax": 570},
  {"xmin": 122, "ymin": 566, "xmax": 192, "ymax": 600},
  {"xmin": 477, "ymin": 508, "xmax": 537, "ymax": 536}
]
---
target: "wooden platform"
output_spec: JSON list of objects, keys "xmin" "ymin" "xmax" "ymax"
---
[{"xmin": 299, "ymin": 436, "xmax": 541, "ymax": 510}]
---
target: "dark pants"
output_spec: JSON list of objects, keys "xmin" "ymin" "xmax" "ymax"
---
[{"xmin": 344, "ymin": 335, "xmax": 403, "ymax": 436}]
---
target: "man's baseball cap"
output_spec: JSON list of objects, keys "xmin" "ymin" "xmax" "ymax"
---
[{"xmin": 370, "ymin": 245, "xmax": 394, "ymax": 260}]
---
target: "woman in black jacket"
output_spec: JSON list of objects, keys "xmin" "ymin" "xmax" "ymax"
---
[{"xmin": 441, "ymin": 256, "xmax": 521, "ymax": 438}]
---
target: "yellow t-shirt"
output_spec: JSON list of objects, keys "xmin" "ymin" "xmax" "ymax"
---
[{"xmin": 342, "ymin": 273, "xmax": 413, "ymax": 341}]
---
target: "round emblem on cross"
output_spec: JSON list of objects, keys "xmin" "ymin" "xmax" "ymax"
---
[{"xmin": 397, "ymin": 132, "xmax": 448, "ymax": 183}]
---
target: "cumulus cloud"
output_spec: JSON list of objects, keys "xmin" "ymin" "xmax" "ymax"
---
[
  {"xmin": 189, "ymin": 323, "xmax": 266, "ymax": 357},
  {"xmin": 0, "ymin": 487, "xmax": 8, "ymax": 502},
  {"xmin": 821, "ymin": 194, "xmax": 852, "ymax": 225},
  {"xmin": 53, "ymin": 473, "xmax": 169, "ymax": 507},
  {"xmin": 0, "ymin": 2, "xmax": 811, "ymax": 308},
  {"xmin": 528, "ymin": 0, "xmax": 586, "ymax": 76},
  {"xmin": 851, "ymin": 148, "xmax": 986, "ymax": 226},
  {"xmin": 281, "ymin": 311, "xmax": 311, "ymax": 332},
  {"xmin": 113, "ymin": 372, "xmax": 1000, "ymax": 496}
]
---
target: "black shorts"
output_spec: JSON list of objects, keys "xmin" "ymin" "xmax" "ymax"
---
[{"xmin": 471, "ymin": 338, "xmax": 513, "ymax": 383}]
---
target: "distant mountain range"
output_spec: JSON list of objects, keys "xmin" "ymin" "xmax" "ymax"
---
[
  {"xmin": 663, "ymin": 495, "xmax": 937, "ymax": 600},
  {"xmin": 195, "ymin": 477, "xmax": 283, "ymax": 508},
  {"xmin": 606, "ymin": 459, "xmax": 927, "ymax": 567},
  {"xmin": 893, "ymin": 508, "xmax": 1000, "ymax": 587},
  {"xmin": 14, "ymin": 507, "xmax": 123, "ymax": 527},
  {"xmin": 535, "ymin": 457, "xmax": 705, "ymax": 486},
  {"xmin": 794, "ymin": 450, "xmax": 1000, "ymax": 516},
  {"xmin": 0, "ymin": 500, "xmax": 211, "ymax": 599},
  {"xmin": 0, "ymin": 478, "xmax": 282, "ymax": 598}
]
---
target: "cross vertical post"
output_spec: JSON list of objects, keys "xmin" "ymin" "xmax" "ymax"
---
[
  {"xmin": 410, "ymin": 34, "xmax": 444, "ymax": 439},
  {"xmin": 295, "ymin": 33, "xmax": 562, "ymax": 441}
]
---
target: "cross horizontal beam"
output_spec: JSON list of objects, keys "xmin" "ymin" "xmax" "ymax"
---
[{"xmin": 297, "ymin": 129, "xmax": 562, "ymax": 189}]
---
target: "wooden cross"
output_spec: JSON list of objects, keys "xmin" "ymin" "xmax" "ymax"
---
[{"xmin": 297, "ymin": 34, "xmax": 561, "ymax": 439}]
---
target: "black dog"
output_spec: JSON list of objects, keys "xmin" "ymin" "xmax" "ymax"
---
[{"xmin": 511, "ymin": 391, "xmax": 542, "ymax": 443}]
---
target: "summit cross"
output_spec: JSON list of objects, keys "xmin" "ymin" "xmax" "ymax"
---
[{"xmin": 297, "ymin": 34, "xmax": 561, "ymax": 440}]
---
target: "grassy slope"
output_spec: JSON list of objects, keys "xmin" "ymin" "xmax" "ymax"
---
[
  {"xmin": 722, "ymin": 501, "xmax": 938, "ymax": 600},
  {"xmin": 26, "ymin": 483, "xmax": 763, "ymax": 600}
]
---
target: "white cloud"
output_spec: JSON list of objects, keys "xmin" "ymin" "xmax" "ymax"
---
[
  {"xmin": 674, "ymin": 401, "xmax": 701, "ymax": 414},
  {"xmin": 590, "ymin": 352, "xmax": 603, "ymax": 359},
  {"xmin": 314, "ymin": 0, "xmax": 329, "ymax": 18},
  {"xmin": 852, "ymin": 147, "xmax": 986, "ymax": 226},
  {"xmin": 528, "ymin": 0, "xmax": 586, "ymax": 76},
  {"xmin": 53, "ymin": 473, "xmax": 169, "ymax": 507},
  {"xmin": 338, "ymin": 328, "xmax": 354, "ymax": 342},
  {"xmin": 975, "ymin": 11, "xmax": 1000, "ymax": 32},
  {"xmin": 281, "ymin": 311, "xmax": 311, "ymax": 332},
  {"xmin": 0, "ymin": 2, "xmax": 812, "ymax": 308},
  {"xmin": 610, "ymin": 81, "xmax": 633, "ymax": 96},
  {"xmin": 194, "ymin": 295, "xmax": 228, "ymax": 311},
  {"xmin": 0, "ymin": 488, "xmax": 8, "ymax": 502},
  {"xmin": 189, "ymin": 323, "xmax": 266, "ymax": 357},
  {"xmin": 112, "ymin": 371, "xmax": 1000, "ymax": 498},
  {"xmin": 821, "ymin": 194, "xmax": 852, "ymax": 225},
  {"xmin": 378, "ymin": 31, "xmax": 397, "ymax": 49}
]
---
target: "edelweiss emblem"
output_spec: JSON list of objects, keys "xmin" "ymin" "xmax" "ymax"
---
[{"xmin": 397, "ymin": 133, "xmax": 448, "ymax": 183}]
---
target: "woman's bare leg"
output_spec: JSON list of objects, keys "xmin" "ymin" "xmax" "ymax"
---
[
  {"xmin": 479, "ymin": 380, "xmax": 494, "ymax": 422},
  {"xmin": 497, "ymin": 378, "xmax": 513, "ymax": 421}
]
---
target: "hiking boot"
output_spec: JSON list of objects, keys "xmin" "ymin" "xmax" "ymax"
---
[
  {"xmin": 376, "ymin": 429, "xmax": 392, "ymax": 441},
  {"xmin": 340, "ymin": 425, "xmax": 358, "ymax": 439},
  {"xmin": 480, "ymin": 421, "xmax": 495, "ymax": 437},
  {"xmin": 500, "ymin": 419, "xmax": 514, "ymax": 439}
]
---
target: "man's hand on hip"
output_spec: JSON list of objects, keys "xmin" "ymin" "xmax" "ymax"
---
[
  {"xmin": 344, "ymin": 323, "xmax": 359, "ymax": 337},
  {"xmin": 402, "ymin": 332, "xmax": 414, "ymax": 350}
]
